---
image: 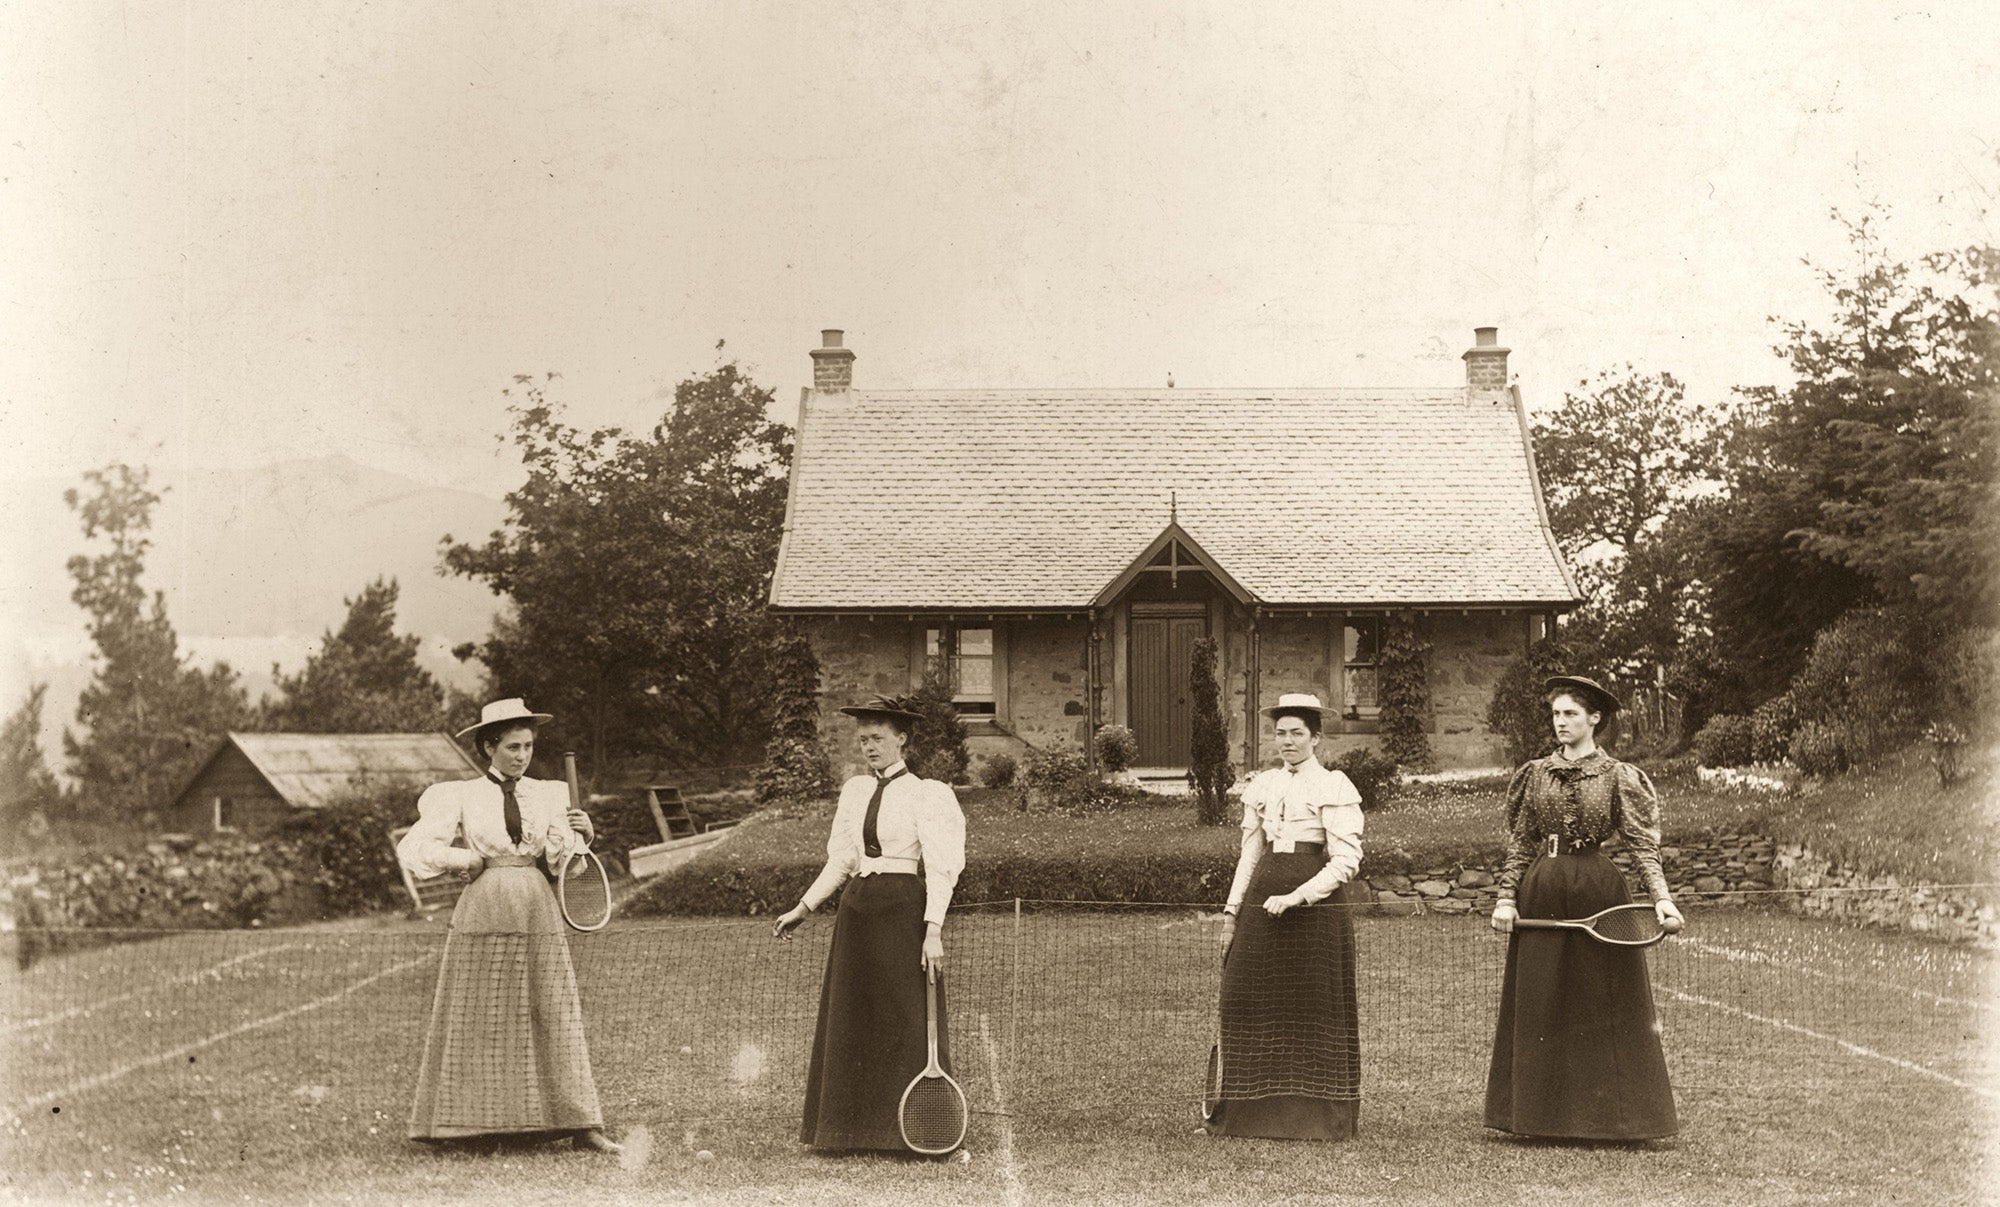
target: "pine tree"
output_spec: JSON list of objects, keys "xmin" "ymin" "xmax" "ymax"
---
[
  {"xmin": 260, "ymin": 578, "xmax": 447, "ymax": 732},
  {"xmin": 63, "ymin": 465, "xmax": 248, "ymax": 820},
  {"xmin": 1187, "ymin": 637, "xmax": 1234, "ymax": 825},
  {"xmin": 0, "ymin": 684, "xmax": 59, "ymax": 826}
]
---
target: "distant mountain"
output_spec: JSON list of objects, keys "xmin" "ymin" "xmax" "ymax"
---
[{"xmin": 0, "ymin": 455, "xmax": 512, "ymax": 762}]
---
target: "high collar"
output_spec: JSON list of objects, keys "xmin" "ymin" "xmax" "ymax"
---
[
  {"xmin": 485, "ymin": 768, "xmax": 521, "ymax": 786},
  {"xmin": 1546, "ymin": 749, "xmax": 1614, "ymax": 779},
  {"xmin": 877, "ymin": 761, "xmax": 908, "ymax": 780}
]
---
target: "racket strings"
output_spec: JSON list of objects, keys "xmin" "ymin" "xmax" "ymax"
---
[
  {"xmin": 901, "ymin": 1078, "xmax": 967, "ymax": 1150},
  {"xmin": 560, "ymin": 852, "xmax": 612, "ymax": 930},
  {"xmin": 1592, "ymin": 907, "xmax": 1664, "ymax": 944}
]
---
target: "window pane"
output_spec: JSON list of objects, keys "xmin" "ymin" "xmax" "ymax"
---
[
  {"xmin": 956, "ymin": 628, "xmax": 993, "ymax": 657},
  {"xmin": 956, "ymin": 655, "xmax": 994, "ymax": 700},
  {"xmin": 1345, "ymin": 666, "xmax": 1378, "ymax": 714},
  {"xmin": 1344, "ymin": 620, "xmax": 1381, "ymax": 664}
]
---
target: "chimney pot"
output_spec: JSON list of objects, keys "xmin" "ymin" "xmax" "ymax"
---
[
  {"xmin": 810, "ymin": 328, "xmax": 856, "ymax": 392},
  {"xmin": 1462, "ymin": 326, "xmax": 1510, "ymax": 391}
]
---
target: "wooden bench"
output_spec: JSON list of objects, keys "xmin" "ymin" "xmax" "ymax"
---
[{"xmin": 387, "ymin": 824, "xmax": 470, "ymax": 915}]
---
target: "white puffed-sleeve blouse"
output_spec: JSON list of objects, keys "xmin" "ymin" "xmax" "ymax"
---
[
  {"xmin": 799, "ymin": 762, "xmax": 967, "ymax": 926},
  {"xmin": 395, "ymin": 775, "xmax": 585, "ymax": 881},
  {"xmin": 1225, "ymin": 758, "xmax": 1365, "ymax": 909}
]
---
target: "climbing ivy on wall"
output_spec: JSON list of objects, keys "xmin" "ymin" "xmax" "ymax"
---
[{"xmin": 1377, "ymin": 612, "xmax": 1433, "ymax": 771}]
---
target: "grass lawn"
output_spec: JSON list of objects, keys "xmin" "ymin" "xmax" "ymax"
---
[
  {"xmin": 3, "ymin": 909, "xmax": 1990, "ymax": 1205},
  {"xmin": 1748, "ymin": 745, "xmax": 2000, "ymax": 884}
]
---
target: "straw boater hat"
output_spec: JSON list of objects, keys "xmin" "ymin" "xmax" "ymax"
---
[
  {"xmin": 455, "ymin": 697, "xmax": 553, "ymax": 740},
  {"xmin": 837, "ymin": 696, "xmax": 926, "ymax": 725},
  {"xmin": 1259, "ymin": 692, "xmax": 1328, "ymax": 721},
  {"xmin": 1543, "ymin": 675, "xmax": 1620, "ymax": 718}
]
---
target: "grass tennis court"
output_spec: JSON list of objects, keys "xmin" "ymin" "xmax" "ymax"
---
[{"xmin": 3, "ymin": 906, "xmax": 1992, "ymax": 1206}]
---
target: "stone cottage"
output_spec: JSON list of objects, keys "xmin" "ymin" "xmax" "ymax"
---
[{"xmin": 767, "ymin": 328, "xmax": 1580, "ymax": 777}]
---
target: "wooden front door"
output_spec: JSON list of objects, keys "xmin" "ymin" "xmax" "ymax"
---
[{"xmin": 1129, "ymin": 612, "xmax": 1208, "ymax": 767}]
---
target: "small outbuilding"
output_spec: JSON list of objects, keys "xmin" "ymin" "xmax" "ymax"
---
[{"xmin": 166, "ymin": 732, "xmax": 481, "ymax": 835}]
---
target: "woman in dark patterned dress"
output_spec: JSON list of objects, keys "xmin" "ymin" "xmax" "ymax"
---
[
  {"xmin": 1485, "ymin": 675, "xmax": 1683, "ymax": 1140},
  {"xmin": 1208, "ymin": 692, "xmax": 1365, "ymax": 1140}
]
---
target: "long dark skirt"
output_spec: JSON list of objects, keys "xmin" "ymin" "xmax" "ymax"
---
[
  {"xmin": 800, "ymin": 873, "xmax": 951, "ymax": 1151},
  {"xmin": 1209, "ymin": 848, "xmax": 1360, "ymax": 1140},
  {"xmin": 408, "ymin": 860, "xmax": 603, "ymax": 1140},
  {"xmin": 1484, "ymin": 850, "xmax": 1677, "ymax": 1140}
]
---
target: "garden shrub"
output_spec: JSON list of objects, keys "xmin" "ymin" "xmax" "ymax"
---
[
  {"xmin": 1691, "ymin": 713, "xmax": 1754, "ymax": 768},
  {"xmin": 885, "ymin": 666, "xmax": 970, "ymax": 785},
  {"xmin": 1789, "ymin": 720, "xmax": 1848, "ymax": 778},
  {"xmin": 1325, "ymin": 747, "xmax": 1399, "ymax": 810},
  {"xmin": 11, "ymin": 835, "xmax": 314, "ymax": 968},
  {"xmin": 1188, "ymin": 637, "xmax": 1235, "ymax": 825},
  {"xmin": 1785, "ymin": 608, "xmax": 1923, "ymax": 767},
  {"xmin": 1093, "ymin": 725, "xmax": 1139, "ymax": 774},
  {"xmin": 1485, "ymin": 634, "xmax": 1600, "ymax": 768},
  {"xmin": 277, "ymin": 783, "xmax": 421, "ymax": 917},
  {"xmin": 1749, "ymin": 694, "xmax": 1799, "ymax": 765},
  {"xmin": 1020, "ymin": 745, "xmax": 1150, "ymax": 814},
  {"xmin": 978, "ymin": 753, "xmax": 1019, "ymax": 789}
]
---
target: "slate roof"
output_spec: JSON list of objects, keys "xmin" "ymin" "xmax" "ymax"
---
[
  {"xmin": 769, "ymin": 387, "xmax": 1581, "ymax": 610},
  {"xmin": 192, "ymin": 732, "xmax": 481, "ymax": 809}
]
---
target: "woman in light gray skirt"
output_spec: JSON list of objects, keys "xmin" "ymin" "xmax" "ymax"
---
[{"xmin": 395, "ymin": 698, "xmax": 619, "ymax": 1153}]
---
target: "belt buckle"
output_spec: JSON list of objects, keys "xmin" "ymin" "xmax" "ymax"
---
[{"xmin": 1274, "ymin": 838, "xmax": 1296, "ymax": 854}]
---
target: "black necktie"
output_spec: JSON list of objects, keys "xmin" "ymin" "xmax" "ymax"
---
[
  {"xmin": 862, "ymin": 768, "xmax": 906, "ymax": 858},
  {"xmin": 488, "ymin": 771, "xmax": 523, "ymax": 846}
]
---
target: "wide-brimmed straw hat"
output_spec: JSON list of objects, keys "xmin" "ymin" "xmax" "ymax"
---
[
  {"xmin": 837, "ymin": 696, "xmax": 925, "ymax": 724},
  {"xmin": 1259, "ymin": 692, "xmax": 1328, "ymax": 720},
  {"xmin": 454, "ymin": 697, "xmax": 554, "ymax": 739},
  {"xmin": 1543, "ymin": 675, "xmax": 1620, "ymax": 717}
]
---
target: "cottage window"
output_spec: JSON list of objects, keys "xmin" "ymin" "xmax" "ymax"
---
[
  {"xmin": 1343, "ymin": 619, "xmax": 1382, "ymax": 720},
  {"xmin": 926, "ymin": 626, "xmax": 997, "ymax": 716},
  {"xmin": 211, "ymin": 796, "xmax": 238, "ymax": 833}
]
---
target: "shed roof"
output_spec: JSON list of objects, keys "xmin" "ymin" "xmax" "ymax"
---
[
  {"xmin": 769, "ymin": 387, "xmax": 1581, "ymax": 610},
  {"xmin": 182, "ymin": 732, "xmax": 481, "ymax": 810}
]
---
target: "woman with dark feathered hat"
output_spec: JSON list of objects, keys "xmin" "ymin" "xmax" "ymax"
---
[{"xmin": 772, "ymin": 696, "xmax": 967, "ymax": 1151}]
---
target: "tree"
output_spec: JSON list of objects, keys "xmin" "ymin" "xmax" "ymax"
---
[
  {"xmin": 1187, "ymin": 637, "xmax": 1234, "ymax": 825},
  {"xmin": 62, "ymin": 465, "xmax": 248, "ymax": 819},
  {"xmin": 1531, "ymin": 368, "xmax": 1731, "ymax": 688},
  {"xmin": 258, "ymin": 578, "xmax": 448, "ymax": 733},
  {"xmin": 1692, "ymin": 214, "xmax": 1998, "ymax": 722},
  {"xmin": 444, "ymin": 363, "xmax": 792, "ymax": 777},
  {"xmin": 0, "ymin": 684, "xmax": 59, "ymax": 827},
  {"xmin": 1376, "ymin": 612, "xmax": 1434, "ymax": 770},
  {"xmin": 1534, "ymin": 368, "xmax": 1729, "ymax": 559},
  {"xmin": 882, "ymin": 668, "xmax": 970, "ymax": 785}
]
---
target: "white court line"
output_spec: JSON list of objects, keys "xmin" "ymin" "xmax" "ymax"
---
[
  {"xmin": 1680, "ymin": 937, "xmax": 1990, "ymax": 1011},
  {"xmin": 16, "ymin": 953, "xmax": 435, "ymax": 1113},
  {"xmin": 978, "ymin": 1011, "xmax": 1025, "ymax": 1207},
  {"xmin": 2, "ymin": 944, "xmax": 304, "ymax": 1035},
  {"xmin": 1660, "ymin": 986, "xmax": 1997, "ymax": 1100}
]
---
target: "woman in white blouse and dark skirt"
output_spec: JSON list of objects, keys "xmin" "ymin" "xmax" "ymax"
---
[
  {"xmin": 395, "ymin": 698, "xmax": 619, "ymax": 1154},
  {"xmin": 1209, "ymin": 692, "xmax": 1365, "ymax": 1141},
  {"xmin": 1485, "ymin": 675, "xmax": 1682, "ymax": 1141},
  {"xmin": 772, "ymin": 697, "xmax": 968, "ymax": 1152}
]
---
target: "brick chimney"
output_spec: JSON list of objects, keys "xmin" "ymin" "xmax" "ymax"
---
[
  {"xmin": 1462, "ymin": 326, "xmax": 1509, "ymax": 390},
  {"xmin": 810, "ymin": 329, "xmax": 855, "ymax": 393}
]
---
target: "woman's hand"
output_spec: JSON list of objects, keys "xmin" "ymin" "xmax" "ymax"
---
[
  {"xmin": 1262, "ymin": 892, "xmax": 1305, "ymax": 917},
  {"xmin": 1655, "ymin": 898, "xmax": 1685, "ymax": 934},
  {"xmin": 772, "ymin": 904, "xmax": 808, "ymax": 940},
  {"xmin": 1218, "ymin": 911, "xmax": 1237, "ymax": 954},
  {"xmin": 566, "ymin": 807, "xmax": 594, "ymax": 843},
  {"xmin": 456, "ymin": 857, "xmax": 486, "ymax": 885},
  {"xmin": 1490, "ymin": 901, "xmax": 1517, "ymax": 933},
  {"xmin": 921, "ymin": 924, "xmax": 945, "ymax": 974}
]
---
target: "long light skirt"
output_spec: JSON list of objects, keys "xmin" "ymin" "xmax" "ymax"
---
[{"xmin": 407, "ymin": 864, "xmax": 604, "ymax": 1140}]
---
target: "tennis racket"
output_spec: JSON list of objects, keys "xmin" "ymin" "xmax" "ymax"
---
[
  {"xmin": 558, "ymin": 752, "xmax": 612, "ymax": 933},
  {"xmin": 1513, "ymin": 902, "xmax": 1681, "ymax": 947},
  {"xmin": 897, "ymin": 963, "xmax": 968, "ymax": 1155},
  {"xmin": 1202, "ymin": 944, "xmax": 1224, "ymax": 1121}
]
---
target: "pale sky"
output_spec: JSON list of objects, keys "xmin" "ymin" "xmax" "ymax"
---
[{"xmin": 4, "ymin": 1, "xmax": 1998, "ymax": 500}]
